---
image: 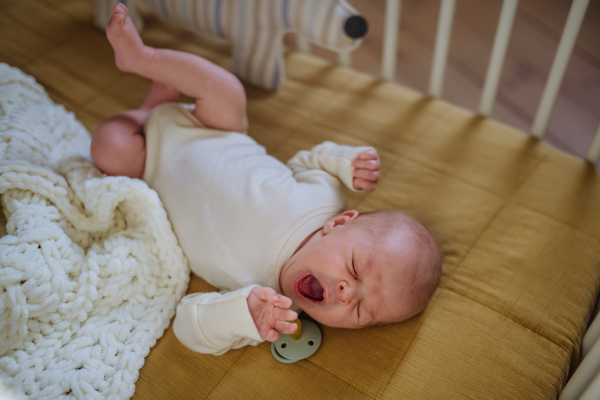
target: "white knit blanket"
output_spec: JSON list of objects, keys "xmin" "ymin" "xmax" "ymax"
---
[{"xmin": 0, "ymin": 64, "xmax": 190, "ymax": 399}]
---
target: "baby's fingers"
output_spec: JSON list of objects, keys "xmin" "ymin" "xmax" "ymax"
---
[
  {"xmin": 251, "ymin": 286, "xmax": 279, "ymax": 302},
  {"xmin": 355, "ymin": 149, "xmax": 379, "ymax": 161},
  {"xmin": 353, "ymin": 168, "xmax": 379, "ymax": 182},
  {"xmin": 353, "ymin": 178, "xmax": 377, "ymax": 192},
  {"xmin": 352, "ymin": 158, "xmax": 380, "ymax": 171},
  {"xmin": 264, "ymin": 329, "xmax": 280, "ymax": 342},
  {"xmin": 274, "ymin": 294, "xmax": 293, "ymax": 309},
  {"xmin": 274, "ymin": 320, "xmax": 298, "ymax": 335},
  {"xmin": 272, "ymin": 306, "xmax": 298, "ymax": 322},
  {"xmin": 263, "ymin": 321, "xmax": 297, "ymax": 342}
]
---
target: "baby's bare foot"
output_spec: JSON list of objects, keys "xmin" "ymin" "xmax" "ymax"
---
[
  {"xmin": 106, "ymin": 4, "xmax": 149, "ymax": 73},
  {"xmin": 142, "ymin": 81, "xmax": 180, "ymax": 109}
]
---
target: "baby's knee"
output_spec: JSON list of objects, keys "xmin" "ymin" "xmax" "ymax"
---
[{"xmin": 91, "ymin": 114, "xmax": 146, "ymax": 178}]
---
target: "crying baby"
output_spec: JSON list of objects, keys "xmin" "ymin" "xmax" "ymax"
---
[{"xmin": 91, "ymin": 4, "xmax": 442, "ymax": 355}]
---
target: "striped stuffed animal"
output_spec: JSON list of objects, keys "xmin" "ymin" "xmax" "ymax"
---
[{"xmin": 94, "ymin": 0, "xmax": 368, "ymax": 91}]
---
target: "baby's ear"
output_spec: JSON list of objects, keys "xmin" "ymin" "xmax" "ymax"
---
[{"xmin": 322, "ymin": 210, "xmax": 359, "ymax": 235}]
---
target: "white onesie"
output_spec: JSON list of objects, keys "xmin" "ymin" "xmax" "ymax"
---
[{"xmin": 143, "ymin": 104, "xmax": 371, "ymax": 355}]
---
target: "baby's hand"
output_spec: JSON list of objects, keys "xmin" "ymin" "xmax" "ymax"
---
[
  {"xmin": 247, "ymin": 287, "xmax": 298, "ymax": 342},
  {"xmin": 351, "ymin": 149, "xmax": 380, "ymax": 192}
]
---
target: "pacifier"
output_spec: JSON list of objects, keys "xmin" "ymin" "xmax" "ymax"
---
[{"xmin": 271, "ymin": 318, "xmax": 322, "ymax": 363}]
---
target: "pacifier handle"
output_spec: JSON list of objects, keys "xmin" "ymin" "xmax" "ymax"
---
[{"xmin": 289, "ymin": 319, "xmax": 302, "ymax": 340}]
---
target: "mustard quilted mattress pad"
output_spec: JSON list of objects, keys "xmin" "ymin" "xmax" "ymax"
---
[{"xmin": 132, "ymin": 52, "xmax": 600, "ymax": 400}]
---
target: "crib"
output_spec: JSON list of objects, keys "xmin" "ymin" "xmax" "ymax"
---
[
  {"xmin": 292, "ymin": 2, "xmax": 600, "ymax": 397},
  {"xmin": 1, "ymin": 0, "xmax": 599, "ymax": 399},
  {"xmin": 304, "ymin": 2, "xmax": 600, "ymax": 397}
]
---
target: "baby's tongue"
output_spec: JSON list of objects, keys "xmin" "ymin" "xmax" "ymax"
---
[{"xmin": 301, "ymin": 275, "xmax": 324, "ymax": 301}]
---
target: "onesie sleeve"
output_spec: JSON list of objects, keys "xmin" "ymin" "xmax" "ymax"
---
[
  {"xmin": 173, "ymin": 285, "xmax": 263, "ymax": 355},
  {"xmin": 286, "ymin": 141, "xmax": 375, "ymax": 192}
]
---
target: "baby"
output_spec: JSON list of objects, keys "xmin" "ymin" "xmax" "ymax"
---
[{"xmin": 92, "ymin": 4, "xmax": 442, "ymax": 355}]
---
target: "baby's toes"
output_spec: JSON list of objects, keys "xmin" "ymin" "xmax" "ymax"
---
[
  {"xmin": 107, "ymin": 13, "xmax": 125, "ymax": 32},
  {"xmin": 113, "ymin": 3, "xmax": 129, "ymax": 18},
  {"xmin": 107, "ymin": 5, "xmax": 128, "ymax": 29}
]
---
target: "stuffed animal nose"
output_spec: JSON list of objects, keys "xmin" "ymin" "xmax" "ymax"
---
[{"xmin": 344, "ymin": 15, "xmax": 368, "ymax": 39}]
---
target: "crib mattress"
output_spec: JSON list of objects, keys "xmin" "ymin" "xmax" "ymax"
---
[{"xmin": 131, "ymin": 52, "xmax": 600, "ymax": 400}]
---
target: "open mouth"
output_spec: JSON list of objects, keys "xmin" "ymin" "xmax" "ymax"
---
[{"xmin": 295, "ymin": 274, "xmax": 324, "ymax": 302}]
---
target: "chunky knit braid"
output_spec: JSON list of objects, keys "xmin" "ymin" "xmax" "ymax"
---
[{"xmin": 0, "ymin": 63, "xmax": 189, "ymax": 399}]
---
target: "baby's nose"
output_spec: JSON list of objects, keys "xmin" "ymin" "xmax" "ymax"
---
[{"xmin": 338, "ymin": 281, "xmax": 354, "ymax": 304}]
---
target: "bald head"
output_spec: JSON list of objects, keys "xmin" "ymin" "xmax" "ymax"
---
[{"xmin": 355, "ymin": 209, "xmax": 442, "ymax": 321}]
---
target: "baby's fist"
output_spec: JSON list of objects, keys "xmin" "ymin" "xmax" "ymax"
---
[
  {"xmin": 351, "ymin": 149, "xmax": 380, "ymax": 192},
  {"xmin": 247, "ymin": 286, "xmax": 298, "ymax": 342}
]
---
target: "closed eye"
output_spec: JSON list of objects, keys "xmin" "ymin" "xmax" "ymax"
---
[{"xmin": 352, "ymin": 255, "xmax": 360, "ymax": 321}]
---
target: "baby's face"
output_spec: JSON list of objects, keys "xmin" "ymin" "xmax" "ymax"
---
[{"xmin": 279, "ymin": 211, "xmax": 423, "ymax": 329}]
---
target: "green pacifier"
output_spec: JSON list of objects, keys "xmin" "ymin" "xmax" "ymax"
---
[{"xmin": 271, "ymin": 318, "xmax": 322, "ymax": 364}]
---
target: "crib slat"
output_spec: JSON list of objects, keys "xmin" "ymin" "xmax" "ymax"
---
[
  {"xmin": 559, "ymin": 335, "xmax": 600, "ymax": 400},
  {"xmin": 338, "ymin": 51, "xmax": 352, "ymax": 68},
  {"xmin": 337, "ymin": 0, "xmax": 354, "ymax": 67},
  {"xmin": 297, "ymin": 35, "xmax": 311, "ymax": 53},
  {"xmin": 582, "ymin": 298, "xmax": 600, "ymax": 359},
  {"xmin": 428, "ymin": 0, "xmax": 456, "ymax": 97},
  {"xmin": 381, "ymin": 0, "xmax": 401, "ymax": 81},
  {"xmin": 429, "ymin": 0, "xmax": 456, "ymax": 97},
  {"xmin": 531, "ymin": 0, "xmax": 589, "ymax": 139},
  {"xmin": 586, "ymin": 123, "xmax": 600, "ymax": 164},
  {"xmin": 478, "ymin": 0, "xmax": 519, "ymax": 116},
  {"xmin": 580, "ymin": 372, "xmax": 600, "ymax": 400}
]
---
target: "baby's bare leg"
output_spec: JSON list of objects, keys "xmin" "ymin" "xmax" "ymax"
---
[
  {"xmin": 91, "ymin": 81, "xmax": 179, "ymax": 178},
  {"xmin": 106, "ymin": 4, "xmax": 248, "ymax": 132}
]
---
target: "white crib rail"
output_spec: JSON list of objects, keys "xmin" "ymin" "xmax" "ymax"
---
[
  {"xmin": 580, "ymin": 375, "xmax": 600, "ymax": 400},
  {"xmin": 423, "ymin": 0, "xmax": 595, "ymax": 161},
  {"xmin": 586, "ymin": 124, "xmax": 600, "ymax": 164},
  {"xmin": 560, "ymin": 298, "xmax": 600, "ymax": 400},
  {"xmin": 560, "ymin": 333, "xmax": 600, "ymax": 400},
  {"xmin": 478, "ymin": 0, "xmax": 519, "ymax": 116},
  {"xmin": 381, "ymin": 0, "xmax": 401, "ymax": 81},
  {"xmin": 428, "ymin": 0, "xmax": 456, "ymax": 97},
  {"xmin": 338, "ymin": 0, "xmax": 355, "ymax": 67},
  {"xmin": 582, "ymin": 295, "xmax": 600, "ymax": 360},
  {"xmin": 530, "ymin": 0, "xmax": 590, "ymax": 139},
  {"xmin": 297, "ymin": 0, "xmax": 599, "ymax": 167},
  {"xmin": 297, "ymin": 35, "xmax": 310, "ymax": 53},
  {"xmin": 338, "ymin": 49, "xmax": 352, "ymax": 67}
]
